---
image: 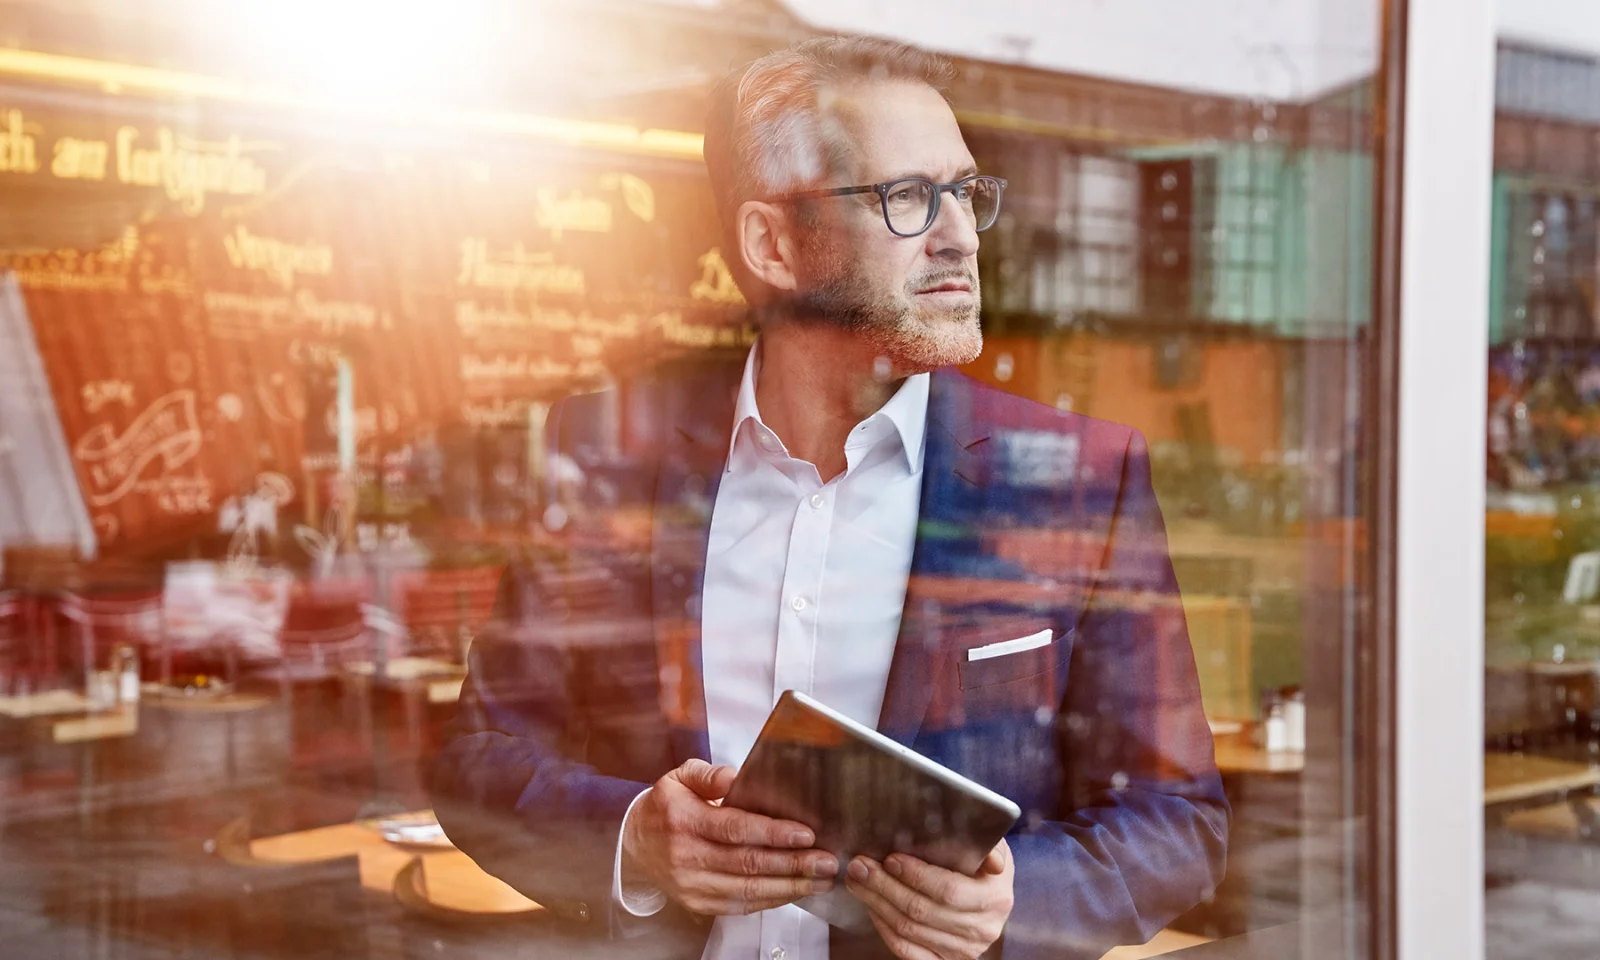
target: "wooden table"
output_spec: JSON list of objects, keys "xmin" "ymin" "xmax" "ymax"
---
[
  {"xmin": 49, "ymin": 704, "xmax": 138, "ymax": 743},
  {"xmin": 1100, "ymin": 928, "xmax": 1213, "ymax": 959},
  {"xmin": 1212, "ymin": 740, "xmax": 1304, "ymax": 776},
  {"xmin": 0, "ymin": 691, "xmax": 140, "ymax": 743},
  {"xmin": 1501, "ymin": 796, "xmax": 1600, "ymax": 838},
  {"xmin": 1483, "ymin": 752, "xmax": 1600, "ymax": 806},
  {"xmin": 0, "ymin": 689, "xmax": 93, "ymax": 719},
  {"xmin": 250, "ymin": 812, "xmax": 540, "ymax": 914},
  {"xmin": 344, "ymin": 657, "xmax": 466, "ymax": 704},
  {"xmin": 1211, "ymin": 725, "xmax": 1304, "ymax": 776},
  {"xmin": 1209, "ymin": 739, "xmax": 1600, "ymax": 805}
]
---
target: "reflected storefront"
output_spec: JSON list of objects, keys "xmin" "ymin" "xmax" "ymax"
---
[
  {"xmin": 0, "ymin": 1, "xmax": 1450, "ymax": 958},
  {"xmin": 1484, "ymin": 37, "xmax": 1600, "ymax": 960}
]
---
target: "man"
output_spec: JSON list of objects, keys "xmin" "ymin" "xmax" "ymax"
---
[{"xmin": 431, "ymin": 36, "xmax": 1228, "ymax": 960}]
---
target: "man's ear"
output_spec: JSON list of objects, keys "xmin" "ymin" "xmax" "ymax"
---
[{"xmin": 736, "ymin": 200, "xmax": 799, "ymax": 292}]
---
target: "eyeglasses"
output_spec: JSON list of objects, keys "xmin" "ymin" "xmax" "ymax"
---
[{"xmin": 774, "ymin": 175, "xmax": 1008, "ymax": 238}]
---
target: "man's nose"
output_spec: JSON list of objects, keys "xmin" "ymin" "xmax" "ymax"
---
[{"xmin": 924, "ymin": 190, "xmax": 980, "ymax": 259}]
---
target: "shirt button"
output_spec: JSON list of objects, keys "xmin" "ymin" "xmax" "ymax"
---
[
  {"xmin": 809, "ymin": 493, "xmax": 825, "ymax": 509},
  {"xmin": 771, "ymin": 949, "xmax": 786, "ymax": 960},
  {"xmin": 790, "ymin": 596, "xmax": 808, "ymax": 612}
]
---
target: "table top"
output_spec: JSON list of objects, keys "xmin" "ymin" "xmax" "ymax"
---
[
  {"xmin": 1211, "ymin": 727, "xmax": 1304, "ymax": 776},
  {"xmin": 342, "ymin": 658, "xmax": 465, "ymax": 703},
  {"xmin": 0, "ymin": 693, "xmax": 140, "ymax": 743},
  {"xmin": 1526, "ymin": 660, "xmax": 1600, "ymax": 677},
  {"xmin": 51, "ymin": 705, "xmax": 138, "ymax": 743},
  {"xmin": 343, "ymin": 657, "xmax": 463, "ymax": 681},
  {"xmin": 1501, "ymin": 797, "xmax": 1600, "ymax": 838},
  {"xmin": 0, "ymin": 689, "xmax": 91, "ymax": 719},
  {"xmin": 1160, "ymin": 916, "xmax": 1347, "ymax": 959},
  {"xmin": 142, "ymin": 689, "xmax": 274, "ymax": 714},
  {"xmin": 250, "ymin": 811, "xmax": 540, "ymax": 915},
  {"xmin": 1100, "ymin": 928, "xmax": 1213, "ymax": 959},
  {"xmin": 1484, "ymin": 752, "xmax": 1600, "ymax": 806},
  {"xmin": 1210, "ymin": 735, "xmax": 1600, "ymax": 806}
]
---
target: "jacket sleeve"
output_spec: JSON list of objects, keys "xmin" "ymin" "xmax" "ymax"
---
[
  {"xmin": 427, "ymin": 561, "xmax": 656, "ymax": 936},
  {"xmin": 1002, "ymin": 427, "xmax": 1230, "ymax": 960},
  {"xmin": 426, "ymin": 396, "xmax": 659, "ymax": 938}
]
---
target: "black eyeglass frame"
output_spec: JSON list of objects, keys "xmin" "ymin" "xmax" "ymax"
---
[{"xmin": 772, "ymin": 175, "xmax": 1008, "ymax": 238}]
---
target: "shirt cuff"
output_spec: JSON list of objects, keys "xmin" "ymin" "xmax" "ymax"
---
[{"xmin": 613, "ymin": 787, "xmax": 668, "ymax": 917}]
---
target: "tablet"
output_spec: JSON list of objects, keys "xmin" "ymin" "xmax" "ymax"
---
[{"xmin": 723, "ymin": 690, "xmax": 1021, "ymax": 930}]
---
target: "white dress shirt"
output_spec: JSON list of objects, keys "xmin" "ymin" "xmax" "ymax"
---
[{"xmin": 614, "ymin": 342, "xmax": 929, "ymax": 960}]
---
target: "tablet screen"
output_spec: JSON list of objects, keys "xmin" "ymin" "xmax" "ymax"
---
[{"xmin": 723, "ymin": 691, "xmax": 1020, "ymax": 929}]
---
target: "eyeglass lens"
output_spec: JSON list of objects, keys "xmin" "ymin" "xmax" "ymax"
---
[{"xmin": 882, "ymin": 177, "xmax": 1002, "ymax": 236}]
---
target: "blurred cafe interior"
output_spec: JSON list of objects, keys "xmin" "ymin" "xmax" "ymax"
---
[{"xmin": 0, "ymin": 0, "xmax": 1591, "ymax": 958}]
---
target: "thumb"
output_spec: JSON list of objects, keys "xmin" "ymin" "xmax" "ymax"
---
[
  {"xmin": 675, "ymin": 759, "xmax": 736, "ymax": 802},
  {"xmin": 979, "ymin": 839, "xmax": 1009, "ymax": 876}
]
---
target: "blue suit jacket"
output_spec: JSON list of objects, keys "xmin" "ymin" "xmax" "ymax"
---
[{"xmin": 430, "ymin": 359, "xmax": 1229, "ymax": 960}]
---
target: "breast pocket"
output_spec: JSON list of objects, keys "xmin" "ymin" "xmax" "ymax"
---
[
  {"xmin": 947, "ymin": 622, "xmax": 1074, "ymax": 727},
  {"xmin": 958, "ymin": 634, "xmax": 1059, "ymax": 690},
  {"xmin": 924, "ymin": 623, "xmax": 1073, "ymax": 803}
]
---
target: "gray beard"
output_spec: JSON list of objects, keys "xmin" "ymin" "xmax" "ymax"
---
[{"xmin": 788, "ymin": 269, "xmax": 985, "ymax": 372}]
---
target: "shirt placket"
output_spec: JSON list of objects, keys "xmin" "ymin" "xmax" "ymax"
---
[
  {"xmin": 763, "ymin": 449, "xmax": 834, "ymax": 958},
  {"xmin": 772, "ymin": 474, "xmax": 831, "ymax": 704}
]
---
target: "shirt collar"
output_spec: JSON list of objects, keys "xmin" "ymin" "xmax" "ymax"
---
[
  {"xmin": 871, "ymin": 363, "xmax": 930, "ymax": 475},
  {"xmin": 726, "ymin": 340, "xmax": 930, "ymax": 474}
]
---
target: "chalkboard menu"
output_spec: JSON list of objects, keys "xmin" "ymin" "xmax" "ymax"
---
[{"xmin": 0, "ymin": 99, "xmax": 751, "ymax": 554}]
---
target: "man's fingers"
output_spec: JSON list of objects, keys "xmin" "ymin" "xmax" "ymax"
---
[
  {"xmin": 979, "ymin": 840, "xmax": 1008, "ymax": 876},
  {"xmin": 851, "ymin": 872, "xmax": 973, "ymax": 959},
  {"xmin": 882, "ymin": 854, "xmax": 991, "ymax": 913},
  {"xmin": 702, "ymin": 872, "xmax": 832, "ymax": 906},
  {"xmin": 700, "ymin": 843, "xmax": 839, "ymax": 879},
  {"xmin": 866, "ymin": 912, "xmax": 944, "ymax": 960},
  {"xmin": 849, "ymin": 858, "xmax": 976, "ymax": 938},
  {"xmin": 675, "ymin": 760, "xmax": 735, "ymax": 801},
  {"xmin": 696, "ymin": 805, "xmax": 815, "ymax": 848},
  {"xmin": 667, "ymin": 832, "xmax": 835, "ymax": 878}
]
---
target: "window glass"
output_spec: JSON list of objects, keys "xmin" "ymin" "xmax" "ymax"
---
[
  {"xmin": 1486, "ymin": 24, "xmax": 1600, "ymax": 960},
  {"xmin": 0, "ymin": 2, "xmax": 1384, "ymax": 958}
]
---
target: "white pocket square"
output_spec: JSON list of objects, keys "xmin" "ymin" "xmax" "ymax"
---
[{"xmin": 966, "ymin": 629, "xmax": 1053, "ymax": 662}]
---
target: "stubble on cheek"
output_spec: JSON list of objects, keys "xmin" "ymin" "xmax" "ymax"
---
[{"xmin": 792, "ymin": 231, "xmax": 985, "ymax": 371}]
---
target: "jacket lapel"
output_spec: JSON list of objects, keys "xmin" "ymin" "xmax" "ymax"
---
[
  {"xmin": 650, "ymin": 364, "xmax": 992, "ymax": 757},
  {"xmin": 875, "ymin": 369, "xmax": 991, "ymax": 746}
]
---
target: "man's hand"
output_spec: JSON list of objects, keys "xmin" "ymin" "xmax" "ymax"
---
[
  {"xmin": 844, "ymin": 840, "xmax": 1015, "ymax": 960},
  {"xmin": 622, "ymin": 759, "xmax": 838, "ymax": 916}
]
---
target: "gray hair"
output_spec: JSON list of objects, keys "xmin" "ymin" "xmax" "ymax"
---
[{"xmin": 703, "ymin": 36, "xmax": 956, "ymax": 249}]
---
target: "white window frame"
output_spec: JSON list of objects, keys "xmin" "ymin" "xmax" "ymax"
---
[{"xmin": 1395, "ymin": 0, "xmax": 1494, "ymax": 956}]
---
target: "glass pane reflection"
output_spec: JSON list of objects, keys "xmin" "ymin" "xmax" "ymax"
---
[
  {"xmin": 1486, "ymin": 37, "xmax": 1600, "ymax": 960},
  {"xmin": 0, "ymin": 3, "xmax": 1383, "ymax": 959}
]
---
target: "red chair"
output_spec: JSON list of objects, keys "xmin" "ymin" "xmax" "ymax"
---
[
  {"xmin": 55, "ymin": 589, "xmax": 165, "ymax": 696},
  {"xmin": 0, "ymin": 590, "xmax": 25, "ymax": 695},
  {"xmin": 241, "ymin": 578, "xmax": 377, "ymax": 773},
  {"xmin": 265, "ymin": 578, "xmax": 374, "ymax": 684},
  {"xmin": 392, "ymin": 567, "xmax": 503, "ymax": 662}
]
